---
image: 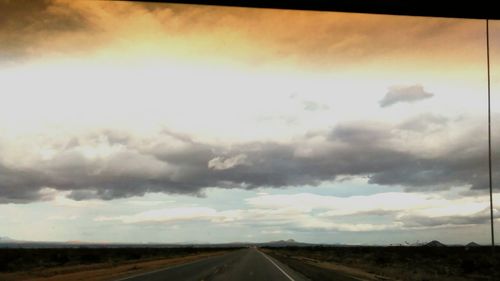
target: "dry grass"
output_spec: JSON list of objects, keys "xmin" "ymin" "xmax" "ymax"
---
[
  {"xmin": 0, "ymin": 251, "xmax": 228, "ymax": 281},
  {"xmin": 262, "ymin": 249, "xmax": 387, "ymax": 281},
  {"xmin": 311, "ymin": 260, "xmax": 390, "ymax": 280},
  {"xmin": 264, "ymin": 246, "xmax": 497, "ymax": 281}
]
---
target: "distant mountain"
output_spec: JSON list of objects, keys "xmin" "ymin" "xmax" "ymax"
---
[
  {"xmin": 0, "ymin": 236, "xmax": 16, "ymax": 242},
  {"xmin": 466, "ymin": 242, "xmax": 480, "ymax": 247},
  {"xmin": 424, "ymin": 240, "xmax": 446, "ymax": 247},
  {"xmin": 259, "ymin": 239, "xmax": 312, "ymax": 247},
  {"xmin": 0, "ymin": 238, "xmax": 356, "ymax": 248}
]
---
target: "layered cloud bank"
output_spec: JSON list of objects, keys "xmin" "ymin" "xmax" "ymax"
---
[
  {"xmin": 0, "ymin": 114, "xmax": 495, "ymax": 203},
  {"xmin": 95, "ymin": 192, "xmax": 500, "ymax": 232},
  {"xmin": 0, "ymin": 2, "xmax": 495, "ymax": 203}
]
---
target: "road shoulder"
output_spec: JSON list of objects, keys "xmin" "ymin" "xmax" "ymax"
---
[
  {"xmin": 0, "ymin": 251, "xmax": 229, "ymax": 281},
  {"xmin": 262, "ymin": 249, "xmax": 387, "ymax": 281}
]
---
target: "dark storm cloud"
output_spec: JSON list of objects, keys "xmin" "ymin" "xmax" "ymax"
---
[
  {"xmin": 0, "ymin": 163, "xmax": 55, "ymax": 203},
  {"xmin": 379, "ymin": 85, "xmax": 434, "ymax": 107},
  {"xmin": 368, "ymin": 130, "xmax": 494, "ymax": 191},
  {"xmin": 0, "ymin": 0, "xmax": 485, "ymax": 68},
  {"xmin": 0, "ymin": 118, "xmax": 496, "ymax": 203},
  {"xmin": 330, "ymin": 123, "xmax": 392, "ymax": 146},
  {"xmin": 0, "ymin": 0, "xmax": 92, "ymax": 62}
]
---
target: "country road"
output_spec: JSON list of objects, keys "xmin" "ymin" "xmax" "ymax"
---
[{"xmin": 115, "ymin": 247, "xmax": 311, "ymax": 281}]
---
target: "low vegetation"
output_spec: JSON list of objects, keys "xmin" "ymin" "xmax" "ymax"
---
[
  {"xmin": 0, "ymin": 247, "xmax": 236, "ymax": 273},
  {"xmin": 0, "ymin": 246, "xmax": 236, "ymax": 281},
  {"xmin": 264, "ymin": 245, "xmax": 499, "ymax": 281}
]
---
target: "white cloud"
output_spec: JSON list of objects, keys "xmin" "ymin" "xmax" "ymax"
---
[
  {"xmin": 126, "ymin": 200, "xmax": 172, "ymax": 207},
  {"xmin": 96, "ymin": 207, "xmax": 219, "ymax": 224},
  {"xmin": 208, "ymin": 154, "xmax": 249, "ymax": 170},
  {"xmin": 261, "ymin": 230, "xmax": 285, "ymax": 234},
  {"xmin": 48, "ymin": 215, "xmax": 79, "ymax": 221},
  {"xmin": 247, "ymin": 192, "xmax": 497, "ymax": 217},
  {"xmin": 246, "ymin": 192, "xmax": 447, "ymax": 216}
]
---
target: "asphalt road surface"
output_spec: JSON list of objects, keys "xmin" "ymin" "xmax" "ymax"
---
[{"xmin": 116, "ymin": 248, "xmax": 310, "ymax": 281}]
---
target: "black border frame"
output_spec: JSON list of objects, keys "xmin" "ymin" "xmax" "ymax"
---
[{"xmin": 120, "ymin": 0, "xmax": 499, "ymax": 19}]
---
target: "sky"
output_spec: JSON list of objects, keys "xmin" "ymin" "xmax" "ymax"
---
[{"xmin": 0, "ymin": 0, "xmax": 499, "ymax": 245}]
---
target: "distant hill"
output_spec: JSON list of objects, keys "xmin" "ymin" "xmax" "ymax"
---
[
  {"xmin": 0, "ymin": 238, "xmax": 311, "ymax": 249},
  {"xmin": 466, "ymin": 242, "xmax": 480, "ymax": 247},
  {"xmin": 424, "ymin": 240, "xmax": 446, "ymax": 247},
  {"xmin": 0, "ymin": 237, "xmax": 359, "ymax": 249},
  {"xmin": 260, "ymin": 239, "xmax": 311, "ymax": 247},
  {"xmin": 0, "ymin": 236, "xmax": 16, "ymax": 242}
]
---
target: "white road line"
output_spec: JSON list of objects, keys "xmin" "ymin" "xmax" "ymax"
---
[
  {"xmin": 259, "ymin": 251, "xmax": 296, "ymax": 281},
  {"xmin": 114, "ymin": 265, "xmax": 175, "ymax": 281}
]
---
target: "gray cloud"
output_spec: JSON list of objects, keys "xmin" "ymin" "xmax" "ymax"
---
[
  {"xmin": 399, "ymin": 209, "xmax": 498, "ymax": 228},
  {"xmin": 0, "ymin": 117, "xmax": 496, "ymax": 203},
  {"xmin": 379, "ymin": 85, "xmax": 434, "ymax": 107},
  {"xmin": 330, "ymin": 123, "xmax": 392, "ymax": 146},
  {"xmin": 399, "ymin": 114, "xmax": 448, "ymax": 132},
  {"xmin": 367, "ymin": 128, "xmax": 492, "ymax": 191},
  {"xmin": 0, "ymin": 163, "xmax": 55, "ymax": 203}
]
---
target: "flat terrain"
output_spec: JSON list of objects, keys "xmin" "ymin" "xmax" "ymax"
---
[
  {"xmin": 3, "ymin": 245, "xmax": 498, "ymax": 281},
  {"xmin": 265, "ymin": 246, "xmax": 499, "ymax": 281},
  {"xmin": 0, "ymin": 248, "xmax": 232, "ymax": 281}
]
